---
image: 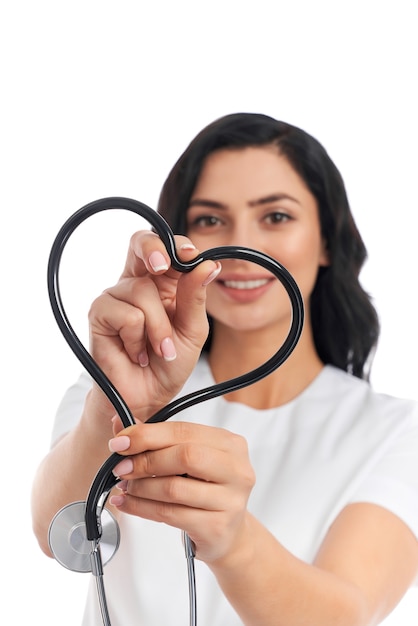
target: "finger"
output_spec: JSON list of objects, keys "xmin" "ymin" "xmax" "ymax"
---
[
  {"xmin": 109, "ymin": 421, "xmax": 245, "ymax": 456},
  {"xmin": 89, "ymin": 290, "xmax": 150, "ymax": 364},
  {"xmin": 173, "ymin": 259, "xmax": 222, "ymax": 343},
  {"xmin": 107, "ymin": 490, "xmax": 248, "ymax": 564},
  {"xmin": 109, "ymin": 488, "xmax": 221, "ymax": 533},
  {"xmin": 117, "ymin": 229, "xmax": 220, "ymax": 347},
  {"xmin": 114, "ymin": 443, "xmax": 242, "ymax": 484},
  {"xmin": 124, "ymin": 475, "xmax": 229, "ymax": 511},
  {"xmin": 104, "ymin": 278, "xmax": 179, "ymax": 361},
  {"xmin": 121, "ymin": 230, "xmax": 170, "ymax": 279},
  {"xmin": 121, "ymin": 232, "xmax": 198, "ymax": 279}
]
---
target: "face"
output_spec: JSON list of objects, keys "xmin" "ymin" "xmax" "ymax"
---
[{"xmin": 186, "ymin": 146, "xmax": 328, "ymax": 337}]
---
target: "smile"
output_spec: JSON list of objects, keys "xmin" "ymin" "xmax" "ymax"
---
[{"xmin": 222, "ymin": 278, "xmax": 270, "ymax": 290}]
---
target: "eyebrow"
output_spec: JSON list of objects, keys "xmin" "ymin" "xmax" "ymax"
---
[
  {"xmin": 249, "ymin": 193, "xmax": 300, "ymax": 207},
  {"xmin": 188, "ymin": 193, "xmax": 300, "ymax": 210}
]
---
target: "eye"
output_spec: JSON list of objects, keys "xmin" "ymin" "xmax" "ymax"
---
[
  {"xmin": 263, "ymin": 211, "xmax": 291, "ymax": 225},
  {"xmin": 188, "ymin": 214, "xmax": 223, "ymax": 229}
]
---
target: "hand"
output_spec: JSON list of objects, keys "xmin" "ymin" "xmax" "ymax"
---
[
  {"xmin": 88, "ymin": 230, "xmax": 221, "ymax": 421},
  {"xmin": 108, "ymin": 420, "xmax": 256, "ymax": 564}
]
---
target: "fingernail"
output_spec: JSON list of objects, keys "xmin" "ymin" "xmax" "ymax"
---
[
  {"xmin": 161, "ymin": 337, "xmax": 177, "ymax": 361},
  {"xmin": 116, "ymin": 480, "xmax": 128, "ymax": 492},
  {"xmin": 109, "ymin": 435, "xmax": 131, "ymax": 453},
  {"xmin": 202, "ymin": 262, "xmax": 222, "ymax": 286},
  {"xmin": 109, "ymin": 494, "xmax": 125, "ymax": 507},
  {"xmin": 138, "ymin": 350, "xmax": 149, "ymax": 367},
  {"xmin": 113, "ymin": 458, "xmax": 134, "ymax": 477},
  {"xmin": 149, "ymin": 251, "xmax": 169, "ymax": 272},
  {"xmin": 180, "ymin": 243, "xmax": 196, "ymax": 251}
]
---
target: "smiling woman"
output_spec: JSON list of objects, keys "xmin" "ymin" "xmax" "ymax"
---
[
  {"xmin": 186, "ymin": 147, "xmax": 328, "ymax": 387},
  {"xmin": 158, "ymin": 114, "xmax": 378, "ymax": 381},
  {"xmin": 31, "ymin": 113, "xmax": 418, "ymax": 626}
]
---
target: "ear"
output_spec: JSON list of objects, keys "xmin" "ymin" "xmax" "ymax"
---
[{"xmin": 319, "ymin": 238, "xmax": 330, "ymax": 267}]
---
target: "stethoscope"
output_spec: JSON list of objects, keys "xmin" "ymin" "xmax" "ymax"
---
[{"xmin": 47, "ymin": 197, "xmax": 304, "ymax": 626}]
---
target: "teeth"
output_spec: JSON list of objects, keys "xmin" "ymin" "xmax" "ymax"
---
[{"xmin": 223, "ymin": 279, "xmax": 269, "ymax": 290}]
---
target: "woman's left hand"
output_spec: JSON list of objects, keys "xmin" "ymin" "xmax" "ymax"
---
[{"xmin": 108, "ymin": 421, "xmax": 256, "ymax": 564}]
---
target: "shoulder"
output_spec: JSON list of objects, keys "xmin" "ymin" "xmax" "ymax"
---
[
  {"xmin": 312, "ymin": 366, "xmax": 418, "ymax": 447},
  {"xmin": 319, "ymin": 365, "xmax": 417, "ymax": 416}
]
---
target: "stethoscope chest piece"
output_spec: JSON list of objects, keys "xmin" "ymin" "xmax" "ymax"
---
[{"xmin": 48, "ymin": 501, "xmax": 120, "ymax": 573}]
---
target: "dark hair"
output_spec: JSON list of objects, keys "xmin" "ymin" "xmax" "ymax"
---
[{"xmin": 157, "ymin": 112, "xmax": 379, "ymax": 380}]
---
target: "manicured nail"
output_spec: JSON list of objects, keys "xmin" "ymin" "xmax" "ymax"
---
[
  {"xmin": 109, "ymin": 494, "xmax": 125, "ymax": 507},
  {"xmin": 108, "ymin": 435, "xmax": 131, "ymax": 453},
  {"xmin": 161, "ymin": 337, "xmax": 177, "ymax": 361},
  {"xmin": 138, "ymin": 350, "xmax": 149, "ymax": 367},
  {"xmin": 180, "ymin": 243, "xmax": 196, "ymax": 251},
  {"xmin": 202, "ymin": 262, "xmax": 222, "ymax": 286},
  {"xmin": 149, "ymin": 251, "xmax": 169, "ymax": 272},
  {"xmin": 113, "ymin": 458, "xmax": 134, "ymax": 477},
  {"xmin": 116, "ymin": 480, "xmax": 128, "ymax": 492}
]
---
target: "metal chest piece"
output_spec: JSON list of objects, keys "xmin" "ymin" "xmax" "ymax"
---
[{"xmin": 48, "ymin": 501, "xmax": 120, "ymax": 573}]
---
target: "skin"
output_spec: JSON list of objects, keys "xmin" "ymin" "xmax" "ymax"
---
[
  {"xmin": 32, "ymin": 147, "xmax": 418, "ymax": 625},
  {"xmin": 186, "ymin": 145, "xmax": 328, "ymax": 407}
]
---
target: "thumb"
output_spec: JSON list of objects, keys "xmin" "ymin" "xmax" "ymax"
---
[{"xmin": 174, "ymin": 260, "xmax": 221, "ymax": 344}]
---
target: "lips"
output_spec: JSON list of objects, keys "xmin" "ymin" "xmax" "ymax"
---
[
  {"xmin": 214, "ymin": 274, "xmax": 274, "ymax": 303},
  {"xmin": 222, "ymin": 278, "xmax": 270, "ymax": 290}
]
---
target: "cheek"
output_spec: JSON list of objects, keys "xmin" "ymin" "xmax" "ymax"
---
[{"xmin": 269, "ymin": 234, "xmax": 324, "ymax": 296}]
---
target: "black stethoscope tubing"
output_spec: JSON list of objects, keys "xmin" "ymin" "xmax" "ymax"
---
[
  {"xmin": 48, "ymin": 197, "xmax": 304, "ymax": 541},
  {"xmin": 47, "ymin": 197, "xmax": 304, "ymax": 625}
]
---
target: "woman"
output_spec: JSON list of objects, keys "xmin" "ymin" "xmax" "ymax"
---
[{"xmin": 32, "ymin": 113, "xmax": 418, "ymax": 625}]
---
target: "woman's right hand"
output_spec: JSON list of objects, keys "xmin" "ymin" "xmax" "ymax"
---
[{"xmin": 87, "ymin": 229, "xmax": 221, "ymax": 422}]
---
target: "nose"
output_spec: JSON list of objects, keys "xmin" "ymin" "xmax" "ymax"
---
[{"xmin": 226, "ymin": 221, "xmax": 264, "ymax": 250}]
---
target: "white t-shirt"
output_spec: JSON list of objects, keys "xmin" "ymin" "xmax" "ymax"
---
[{"xmin": 51, "ymin": 360, "xmax": 418, "ymax": 625}]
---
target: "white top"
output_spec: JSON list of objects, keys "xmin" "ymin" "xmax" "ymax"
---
[{"xmin": 51, "ymin": 360, "xmax": 418, "ymax": 625}]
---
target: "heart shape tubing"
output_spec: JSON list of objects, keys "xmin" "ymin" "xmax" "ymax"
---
[{"xmin": 47, "ymin": 197, "xmax": 304, "ymax": 540}]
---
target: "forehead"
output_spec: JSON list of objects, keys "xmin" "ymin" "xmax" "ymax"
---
[{"xmin": 192, "ymin": 146, "xmax": 312, "ymax": 203}]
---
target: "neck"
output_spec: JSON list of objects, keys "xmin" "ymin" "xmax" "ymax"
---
[{"xmin": 207, "ymin": 321, "xmax": 324, "ymax": 409}]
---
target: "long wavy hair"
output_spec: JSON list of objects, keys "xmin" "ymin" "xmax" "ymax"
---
[{"xmin": 157, "ymin": 113, "xmax": 379, "ymax": 380}]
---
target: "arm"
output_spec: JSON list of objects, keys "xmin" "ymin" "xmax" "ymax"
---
[
  {"xmin": 31, "ymin": 231, "xmax": 220, "ymax": 556},
  {"xmin": 210, "ymin": 504, "xmax": 418, "ymax": 626},
  {"xmin": 107, "ymin": 422, "xmax": 418, "ymax": 626},
  {"xmin": 31, "ymin": 388, "xmax": 118, "ymax": 556}
]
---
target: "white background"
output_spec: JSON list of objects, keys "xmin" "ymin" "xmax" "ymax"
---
[{"xmin": 1, "ymin": 1, "xmax": 417, "ymax": 623}]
